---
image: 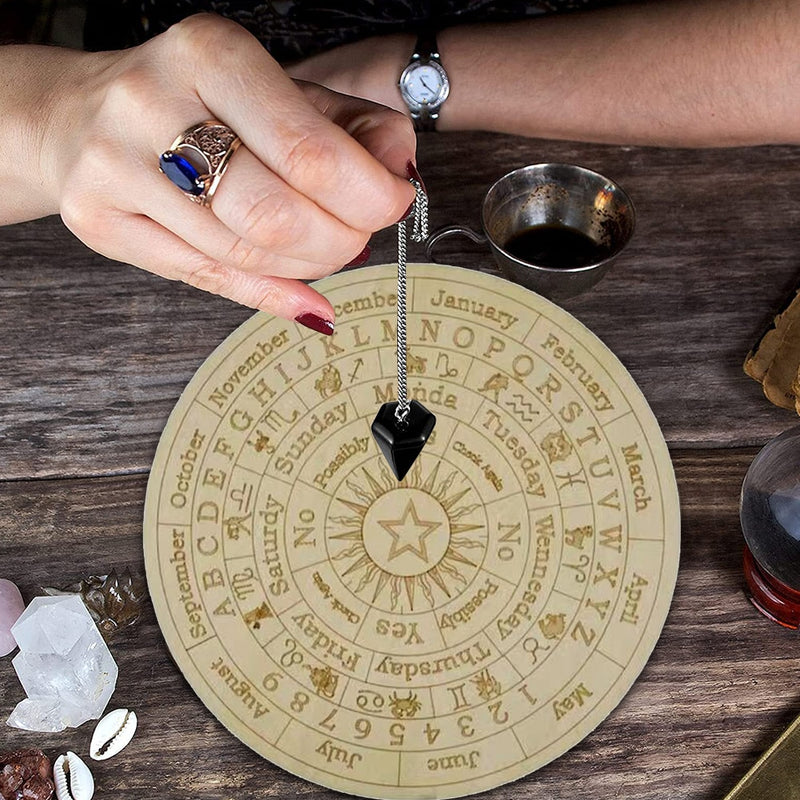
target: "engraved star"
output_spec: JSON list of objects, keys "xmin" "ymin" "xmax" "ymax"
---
[{"xmin": 379, "ymin": 500, "xmax": 441, "ymax": 563}]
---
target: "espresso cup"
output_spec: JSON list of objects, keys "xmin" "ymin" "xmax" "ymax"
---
[{"xmin": 425, "ymin": 163, "xmax": 635, "ymax": 300}]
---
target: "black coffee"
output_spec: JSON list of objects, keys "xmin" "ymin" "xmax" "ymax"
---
[{"xmin": 503, "ymin": 224, "xmax": 611, "ymax": 269}]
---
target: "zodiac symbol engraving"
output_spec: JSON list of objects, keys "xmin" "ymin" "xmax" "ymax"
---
[
  {"xmin": 538, "ymin": 613, "xmax": 567, "ymax": 640},
  {"xmin": 250, "ymin": 430, "xmax": 275, "ymax": 454},
  {"xmin": 505, "ymin": 393, "xmax": 538, "ymax": 423},
  {"xmin": 229, "ymin": 481, "xmax": 254, "ymax": 514},
  {"xmin": 223, "ymin": 515, "xmax": 251, "ymax": 540},
  {"xmin": 522, "ymin": 636, "xmax": 551, "ymax": 665},
  {"xmin": 436, "ymin": 353, "xmax": 458, "ymax": 378},
  {"xmin": 407, "ymin": 349, "xmax": 427, "ymax": 375},
  {"xmin": 389, "ymin": 692, "xmax": 422, "ymax": 719},
  {"xmin": 479, "ymin": 373, "xmax": 509, "ymax": 403},
  {"xmin": 243, "ymin": 602, "xmax": 273, "ymax": 629},
  {"xmin": 315, "ymin": 364, "xmax": 342, "ymax": 398},
  {"xmin": 232, "ymin": 567, "xmax": 257, "ymax": 601},
  {"xmin": 356, "ymin": 689, "xmax": 385, "ymax": 712},
  {"xmin": 471, "ymin": 669, "xmax": 502, "ymax": 702},
  {"xmin": 307, "ymin": 664, "xmax": 339, "ymax": 699},
  {"xmin": 566, "ymin": 525, "xmax": 593, "ymax": 549},
  {"xmin": 348, "ymin": 357, "xmax": 364, "ymax": 383},
  {"xmin": 541, "ymin": 430, "xmax": 573, "ymax": 463},
  {"xmin": 564, "ymin": 554, "xmax": 591, "ymax": 583}
]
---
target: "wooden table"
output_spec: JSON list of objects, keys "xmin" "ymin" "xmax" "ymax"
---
[{"xmin": 2, "ymin": 132, "xmax": 800, "ymax": 799}]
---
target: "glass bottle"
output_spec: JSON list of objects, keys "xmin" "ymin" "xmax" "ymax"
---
[{"xmin": 740, "ymin": 425, "xmax": 800, "ymax": 628}]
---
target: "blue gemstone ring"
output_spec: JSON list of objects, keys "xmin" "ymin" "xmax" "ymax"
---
[{"xmin": 158, "ymin": 121, "xmax": 241, "ymax": 208}]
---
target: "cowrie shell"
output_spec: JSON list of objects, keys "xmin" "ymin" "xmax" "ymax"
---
[
  {"xmin": 90, "ymin": 708, "xmax": 138, "ymax": 761},
  {"xmin": 54, "ymin": 752, "xmax": 94, "ymax": 800}
]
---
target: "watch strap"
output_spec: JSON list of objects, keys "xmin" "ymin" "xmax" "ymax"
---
[
  {"xmin": 413, "ymin": 29, "xmax": 440, "ymax": 63},
  {"xmin": 415, "ymin": 110, "xmax": 437, "ymax": 133},
  {"xmin": 409, "ymin": 30, "xmax": 443, "ymax": 132}
]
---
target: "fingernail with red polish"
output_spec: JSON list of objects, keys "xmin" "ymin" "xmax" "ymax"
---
[
  {"xmin": 295, "ymin": 313, "xmax": 334, "ymax": 336},
  {"xmin": 407, "ymin": 160, "xmax": 426, "ymax": 194},
  {"xmin": 344, "ymin": 244, "xmax": 371, "ymax": 268}
]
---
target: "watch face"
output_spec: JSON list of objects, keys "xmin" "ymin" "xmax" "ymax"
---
[{"xmin": 400, "ymin": 61, "xmax": 449, "ymax": 110}]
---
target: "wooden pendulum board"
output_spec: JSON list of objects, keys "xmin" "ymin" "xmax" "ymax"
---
[{"xmin": 143, "ymin": 263, "xmax": 680, "ymax": 799}]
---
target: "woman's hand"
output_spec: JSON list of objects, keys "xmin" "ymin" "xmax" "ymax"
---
[
  {"xmin": 286, "ymin": 33, "xmax": 414, "ymax": 115},
  {"xmin": 6, "ymin": 14, "xmax": 417, "ymax": 330}
]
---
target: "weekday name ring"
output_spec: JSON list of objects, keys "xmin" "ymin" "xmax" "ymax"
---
[{"xmin": 158, "ymin": 120, "xmax": 241, "ymax": 208}]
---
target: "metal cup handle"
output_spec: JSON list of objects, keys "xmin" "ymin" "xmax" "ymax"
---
[{"xmin": 424, "ymin": 225, "xmax": 488, "ymax": 263}]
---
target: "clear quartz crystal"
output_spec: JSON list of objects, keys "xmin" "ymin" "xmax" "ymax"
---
[{"xmin": 6, "ymin": 595, "xmax": 118, "ymax": 731}]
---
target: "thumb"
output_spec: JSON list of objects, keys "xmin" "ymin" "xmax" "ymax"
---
[{"xmin": 297, "ymin": 81, "xmax": 418, "ymax": 183}]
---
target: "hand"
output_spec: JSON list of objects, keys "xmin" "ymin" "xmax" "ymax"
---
[
  {"xmin": 286, "ymin": 33, "xmax": 415, "ymax": 115},
  {"xmin": 31, "ymin": 15, "xmax": 417, "ymax": 329}
]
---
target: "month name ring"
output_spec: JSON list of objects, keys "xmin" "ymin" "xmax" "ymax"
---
[{"xmin": 144, "ymin": 263, "xmax": 680, "ymax": 799}]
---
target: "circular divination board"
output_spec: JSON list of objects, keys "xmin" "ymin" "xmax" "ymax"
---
[{"xmin": 144, "ymin": 264, "xmax": 680, "ymax": 799}]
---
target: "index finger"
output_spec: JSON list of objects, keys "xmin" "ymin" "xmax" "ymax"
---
[{"xmin": 171, "ymin": 15, "xmax": 416, "ymax": 232}]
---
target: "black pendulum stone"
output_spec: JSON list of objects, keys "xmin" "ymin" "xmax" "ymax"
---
[{"xmin": 371, "ymin": 400, "xmax": 436, "ymax": 481}]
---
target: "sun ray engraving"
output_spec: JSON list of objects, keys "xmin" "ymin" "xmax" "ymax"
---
[
  {"xmin": 329, "ymin": 529, "xmax": 362, "ymax": 541},
  {"xmin": 331, "ymin": 542, "xmax": 363, "ymax": 560},
  {"xmin": 418, "ymin": 574, "xmax": 435, "ymax": 608},
  {"xmin": 421, "ymin": 461, "xmax": 441, "ymax": 494},
  {"xmin": 363, "ymin": 468, "xmax": 385, "ymax": 497},
  {"xmin": 328, "ymin": 457, "xmax": 485, "ymax": 611},
  {"xmin": 372, "ymin": 571, "xmax": 390, "ymax": 604},
  {"xmin": 338, "ymin": 496, "xmax": 369, "ymax": 515},
  {"xmin": 355, "ymin": 562, "xmax": 379, "ymax": 595}
]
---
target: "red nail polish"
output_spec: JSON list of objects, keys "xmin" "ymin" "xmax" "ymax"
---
[
  {"xmin": 344, "ymin": 245, "xmax": 371, "ymax": 268},
  {"xmin": 406, "ymin": 160, "xmax": 426, "ymax": 194},
  {"xmin": 295, "ymin": 313, "xmax": 334, "ymax": 336}
]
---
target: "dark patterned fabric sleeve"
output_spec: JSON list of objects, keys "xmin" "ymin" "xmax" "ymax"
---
[{"xmin": 85, "ymin": 0, "xmax": 626, "ymax": 59}]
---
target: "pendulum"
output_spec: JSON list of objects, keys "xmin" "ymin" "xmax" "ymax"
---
[
  {"xmin": 372, "ymin": 398, "xmax": 436, "ymax": 482},
  {"xmin": 371, "ymin": 180, "xmax": 435, "ymax": 480},
  {"xmin": 740, "ymin": 424, "xmax": 800, "ymax": 627},
  {"xmin": 371, "ymin": 179, "xmax": 436, "ymax": 481}
]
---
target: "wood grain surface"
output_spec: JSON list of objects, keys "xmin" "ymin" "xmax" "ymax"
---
[
  {"xmin": 3, "ymin": 136, "xmax": 800, "ymax": 480},
  {"xmin": 2, "ymin": 131, "xmax": 800, "ymax": 799},
  {"xmin": 1, "ymin": 453, "xmax": 797, "ymax": 800}
]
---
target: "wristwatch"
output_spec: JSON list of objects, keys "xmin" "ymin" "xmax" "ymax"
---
[{"xmin": 398, "ymin": 31, "xmax": 450, "ymax": 132}]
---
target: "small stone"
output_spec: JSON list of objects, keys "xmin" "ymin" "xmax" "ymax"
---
[
  {"xmin": 0, "ymin": 750, "xmax": 50, "ymax": 783},
  {"xmin": 20, "ymin": 775, "xmax": 53, "ymax": 800},
  {"xmin": 371, "ymin": 400, "xmax": 436, "ymax": 481},
  {"xmin": 0, "ymin": 764, "xmax": 24, "ymax": 799},
  {"xmin": 159, "ymin": 151, "xmax": 204, "ymax": 195},
  {"xmin": 43, "ymin": 568, "xmax": 148, "ymax": 642},
  {"xmin": 0, "ymin": 579, "xmax": 25, "ymax": 657},
  {"xmin": 0, "ymin": 750, "xmax": 53, "ymax": 800},
  {"xmin": 6, "ymin": 596, "xmax": 118, "ymax": 732}
]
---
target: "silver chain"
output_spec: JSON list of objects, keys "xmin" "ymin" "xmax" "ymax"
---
[{"xmin": 395, "ymin": 179, "xmax": 429, "ymax": 424}]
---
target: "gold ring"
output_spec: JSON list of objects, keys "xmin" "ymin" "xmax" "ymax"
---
[{"xmin": 158, "ymin": 121, "xmax": 241, "ymax": 208}]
